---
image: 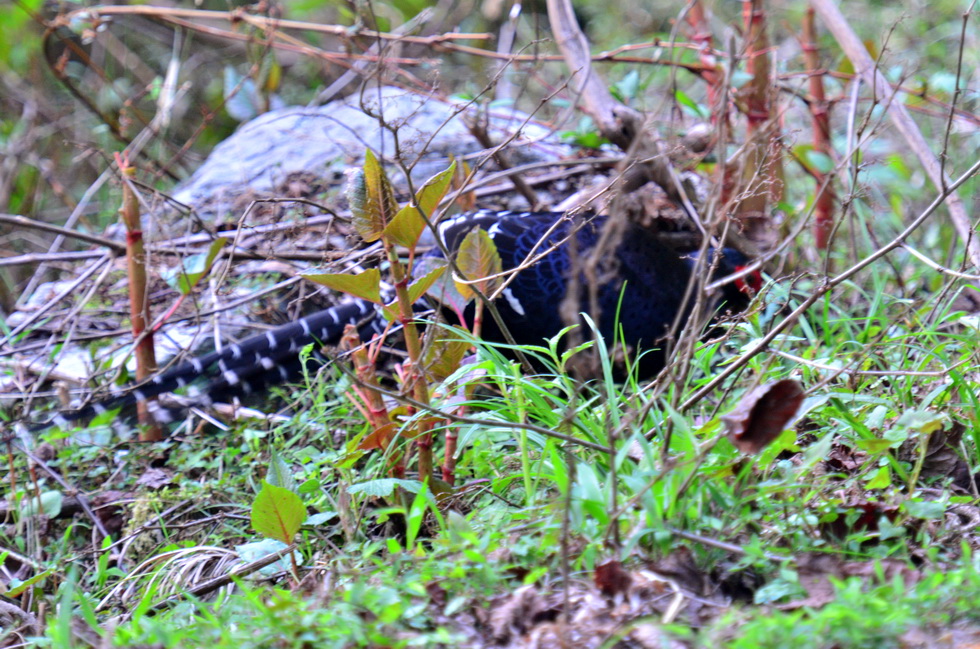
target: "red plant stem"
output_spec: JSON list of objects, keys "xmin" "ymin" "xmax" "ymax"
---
[
  {"xmin": 685, "ymin": 1, "xmax": 739, "ymax": 206},
  {"xmin": 802, "ymin": 7, "xmax": 836, "ymax": 249},
  {"xmin": 686, "ymin": 2, "xmax": 726, "ymax": 126},
  {"xmin": 442, "ymin": 427, "xmax": 457, "ymax": 485},
  {"xmin": 341, "ymin": 325, "xmax": 404, "ymax": 478},
  {"xmin": 736, "ymin": 0, "xmax": 784, "ymax": 218},
  {"xmin": 115, "ymin": 152, "xmax": 161, "ymax": 440},
  {"xmin": 384, "ymin": 243, "xmax": 435, "ymax": 484}
]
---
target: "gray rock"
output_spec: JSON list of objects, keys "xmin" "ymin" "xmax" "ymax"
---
[{"xmin": 173, "ymin": 87, "xmax": 567, "ymax": 215}]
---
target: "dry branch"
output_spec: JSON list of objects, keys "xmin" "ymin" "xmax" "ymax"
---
[{"xmin": 810, "ymin": 0, "xmax": 980, "ymax": 267}]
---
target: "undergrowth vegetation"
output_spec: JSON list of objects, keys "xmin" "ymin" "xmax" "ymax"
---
[{"xmin": 0, "ymin": 0, "xmax": 978, "ymax": 647}]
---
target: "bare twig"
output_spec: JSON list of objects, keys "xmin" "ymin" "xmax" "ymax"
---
[
  {"xmin": 810, "ymin": 0, "xmax": 980, "ymax": 267},
  {"xmin": 682, "ymin": 156, "xmax": 980, "ymax": 410},
  {"xmin": 0, "ymin": 213, "xmax": 125, "ymax": 253}
]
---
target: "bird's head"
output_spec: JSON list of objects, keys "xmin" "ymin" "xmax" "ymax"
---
[{"xmin": 685, "ymin": 247, "xmax": 762, "ymax": 312}]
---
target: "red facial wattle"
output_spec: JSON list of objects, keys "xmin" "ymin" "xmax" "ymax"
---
[{"xmin": 734, "ymin": 265, "xmax": 763, "ymax": 294}]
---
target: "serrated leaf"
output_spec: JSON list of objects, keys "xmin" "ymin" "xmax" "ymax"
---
[
  {"xmin": 265, "ymin": 449, "xmax": 295, "ymax": 492},
  {"xmin": 416, "ymin": 162, "xmax": 456, "ymax": 216},
  {"xmin": 454, "ymin": 228, "xmax": 502, "ymax": 300},
  {"xmin": 348, "ymin": 478, "xmax": 424, "ymax": 497},
  {"xmin": 349, "ymin": 149, "xmax": 398, "ymax": 242},
  {"xmin": 161, "ymin": 238, "xmax": 228, "ymax": 295},
  {"xmin": 408, "ymin": 264, "xmax": 448, "ymax": 303},
  {"xmin": 251, "ymin": 481, "xmax": 306, "ymax": 544},
  {"xmin": 301, "ymin": 268, "xmax": 383, "ymax": 304}
]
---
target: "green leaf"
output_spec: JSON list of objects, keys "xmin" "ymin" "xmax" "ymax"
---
[
  {"xmin": 235, "ymin": 539, "xmax": 295, "ymax": 577},
  {"xmin": 408, "ymin": 264, "xmax": 448, "ymax": 304},
  {"xmin": 902, "ymin": 498, "xmax": 945, "ymax": 520},
  {"xmin": 384, "ymin": 204, "xmax": 429, "ymax": 249},
  {"xmin": 855, "ymin": 438, "xmax": 898, "ymax": 453},
  {"xmin": 415, "ymin": 162, "xmax": 456, "ymax": 217},
  {"xmin": 729, "ymin": 70, "xmax": 753, "ymax": 89},
  {"xmin": 301, "ymin": 268, "xmax": 383, "ymax": 303},
  {"xmin": 454, "ymin": 228, "xmax": 502, "ymax": 300},
  {"xmin": 305, "ymin": 512, "xmax": 337, "ymax": 526},
  {"xmin": 804, "ymin": 150, "xmax": 835, "ymax": 174},
  {"xmin": 250, "ymin": 481, "xmax": 306, "ymax": 544},
  {"xmin": 383, "ymin": 162, "xmax": 456, "ymax": 249},
  {"xmin": 160, "ymin": 238, "xmax": 228, "ymax": 295},
  {"xmin": 896, "ymin": 410, "xmax": 945, "ymax": 435},
  {"xmin": 349, "ymin": 149, "xmax": 398, "ymax": 242},
  {"xmin": 422, "ymin": 325, "xmax": 472, "ymax": 381},
  {"xmin": 347, "ymin": 478, "xmax": 423, "ymax": 497},
  {"xmin": 7, "ymin": 569, "xmax": 54, "ymax": 598},
  {"xmin": 613, "ymin": 70, "xmax": 641, "ymax": 102},
  {"xmin": 20, "ymin": 491, "xmax": 63, "ymax": 518},
  {"xmin": 864, "ymin": 464, "xmax": 891, "ymax": 489},
  {"xmin": 674, "ymin": 89, "xmax": 707, "ymax": 119},
  {"xmin": 265, "ymin": 449, "xmax": 295, "ymax": 492}
]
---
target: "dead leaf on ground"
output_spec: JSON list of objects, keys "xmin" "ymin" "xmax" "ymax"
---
[{"xmin": 722, "ymin": 379, "xmax": 805, "ymax": 454}]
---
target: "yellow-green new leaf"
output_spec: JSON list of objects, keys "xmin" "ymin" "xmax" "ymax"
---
[
  {"xmin": 416, "ymin": 162, "xmax": 456, "ymax": 216},
  {"xmin": 301, "ymin": 268, "xmax": 383, "ymax": 304},
  {"xmin": 385, "ymin": 204, "xmax": 429, "ymax": 249},
  {"xmin": 381, "ymin": 264, "xmax": 447, "ymax": 321},
  {"xmin": 454, "ymin": 228, "xmax": 502, "ymax": 300},
  {"xmin": 349, "ymin": 150, "xmax": 398, "ymax": 242},
  {"xmin": 383, "ymin": 162, "xmax": 457, "ymax": 249},
  {"xmin": 251, "ymin": 481, "xmax": 306, "ymax": 545},
  {"xmin": 408, "ymin": 264, "xmax": 448, "ymax": 304}
]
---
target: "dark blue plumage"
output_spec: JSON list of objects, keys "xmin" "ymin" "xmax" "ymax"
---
[
  {"xmin": 26, "ymin": 210, "xmax": 756, "ymax": 431},
  {"xmin": 434, "ymin": 210, "xmax": 755, "ymax": 376}
]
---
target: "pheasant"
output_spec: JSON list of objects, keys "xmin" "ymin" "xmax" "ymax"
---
[{"xmin": 25, "ymin": 209, "xmax": 759, "ymax": 432}]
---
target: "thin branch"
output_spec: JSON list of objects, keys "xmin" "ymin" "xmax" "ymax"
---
[
  {"xmin": 810, "ymin": 0, "xmax": 980, "ymax": 267},
  {"xmin": 681, "ymin": 156, "xmax": 980, "ymax": 410}
]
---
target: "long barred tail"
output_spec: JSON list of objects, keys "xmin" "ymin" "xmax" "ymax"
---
[{"xmin": 33, "ymin": 299, "xmax": 387, "ymax": 432}]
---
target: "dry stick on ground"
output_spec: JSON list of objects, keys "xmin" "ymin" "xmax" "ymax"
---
[
  {"xmin": 810, "ymin": 0, "xmax": 980, "ymax": 267},
  {"xmin": 70, "ymin": 5, "xmax": 491, "ymax": 48},
  {"xmin": 0, "ymin": 214, "xmax": 125, "ymax": 254},
  {"xmin": 1, "ymin": 254, "xmax": 112, "ymax": 348}
]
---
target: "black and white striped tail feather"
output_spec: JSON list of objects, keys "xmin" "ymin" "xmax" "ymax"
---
[{"xmin": 30, "ymin": 299, "xmax": 386, "ymax": 433}]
